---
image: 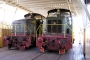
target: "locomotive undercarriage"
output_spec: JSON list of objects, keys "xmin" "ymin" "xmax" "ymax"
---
[
  {"xmin": 3, "ymin": 35, "xmax": 36, "ymax": 50},
  {"xmin": 36, "ymin": 34, "xmax": 72, "ymax": 54}
]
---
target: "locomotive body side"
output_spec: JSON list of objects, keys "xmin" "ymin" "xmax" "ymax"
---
[{"xmin": 36, "ymin": 9, "xmax": 73, "ymax": 54}]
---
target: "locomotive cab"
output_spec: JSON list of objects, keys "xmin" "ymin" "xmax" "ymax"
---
[
  {"xmin": 36, "ymin": 9, "xmax": 73, "ymax": 54},
  {"xmin": 46, "ymin": 9, "xmax": 72, "ymax": 34}
]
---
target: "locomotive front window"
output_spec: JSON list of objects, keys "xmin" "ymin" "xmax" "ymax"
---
[
  {"xmin": 47, "ymin": 20, "xmax": 62, "ymax": 33},
  {"xmin": 11, "ymin": 20, "xmax": 26, "ymax": 34},
  {"xmin": 12, "ymin": 24, "xmax": 25, "ymax": 33},
  {"xmin": 48, "ymin": 12, "xmax": 57, "ymax": 17},
  {"xmin": 61, "ymin": 12, "xmax": 70, "ymax": 17}
]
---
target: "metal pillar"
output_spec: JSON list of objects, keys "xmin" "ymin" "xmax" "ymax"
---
[
  {"xmin": 83, "ymin": 28, "xmax": 86, "ymax": 57},
  {"xmin": 77, "ymin": 0, "xmax": 90, "ymax": 57}
]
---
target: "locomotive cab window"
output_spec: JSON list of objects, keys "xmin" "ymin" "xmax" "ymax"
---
[
  {"xmin": 16, "ymin": 24, "xmax": 24, "ymax": 33},
  {"xmin": 66, "ymin": 28, "xmax": 69, "ymax": 33},
  {"xmin": 12, "ymin": 20, "xmax": 25, "ymax": 34},
  {"xmin": 48, "ymin": 12, "xmax": 57, "ymax": 17},
  {"xmin": 47, "ymin": 20, "xmax": 62, "ymax": 33},
  {"xmin": 68, "ymin": 17, "xmax": 72, "ymax": 25},
  {"xmin": 26, "ymin": 20, "xmax": 35, "ymax": 34}
]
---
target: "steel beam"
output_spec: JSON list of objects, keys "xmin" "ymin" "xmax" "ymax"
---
[
  {"xmin": 78, "ymin": 0, "xmax": 90, "ymax": 22},
  {"xmin": 3, "ymin": 0, "xmax": 33, "ymax": 13}
]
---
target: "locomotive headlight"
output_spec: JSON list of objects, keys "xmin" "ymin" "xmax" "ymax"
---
[
  {"xmin": 38, "ymin": 38, "xmax": 43, "ymax": 43},
  {"xmin": 59, "ymin": 41, "xmax": 60, "ymax": 43},
  {"xmin": 38, "ymin": 39, "xmax": 42, "ymax": 43},
  {"xmin": 61, "ymin": 39, "xmax": 66, "ymax": 44}
]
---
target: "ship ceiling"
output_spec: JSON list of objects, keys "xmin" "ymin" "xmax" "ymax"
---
[{"xmin": 3, "ymin": 0, "xmax": 83, "ymax": 17}]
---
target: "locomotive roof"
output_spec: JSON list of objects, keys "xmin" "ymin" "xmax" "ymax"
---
[
  {"xmin": 12, "ymin": 19, "xmax": 35, "ymax": 23},
  {"xmin": 48, "ymin": 9, "xmax": 70, "ymax": 14},
  {"xmin": 24, "ymin": 13, "xmax": 30, "ymax": 17},
  {"xmin": 24, "ymin": 13, "xmax": 45, "ymax": 18},
  {"xmin": 12, "ymin": 18, "xmax": 42, "ymax": 23},
  {"xmin": 31, "ymin": 13, "xmax": 43, "ymax": 16},
  {"xmin": 13, "ymin": 19, "xmax": 33, "ymax": 21}
]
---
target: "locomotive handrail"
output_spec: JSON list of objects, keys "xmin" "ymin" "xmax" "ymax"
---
[
  {"xmin": 36, "ymin": 24, "xmax": 42, "ymax": 41},
  {"xmin": 36, "ymin": 24, "xmax": 66, "ymax": 38},
  {"xmin": 36, "ymin": 24, "xmax": 73, "ymax": 41},
  {"xmin": 25, "ymin": 24, "xmax": 32, "ymax": 37},
  {"xmin": 65, "ymin": 24, "xmax": 72, "ymax": 32},
  {"xmin": 42, "ymin": 24, "xmax": 43, "ymax": 36},
  {"xmin": 44, "ymin": 24, "xmax": 65, "ymax": 25},
  {"xmin": 65, "ymin": 23, "xmax": 74, "ymax": 43},
  {"xmin": 15, "ymin": 24, "xmax": 16, "ymax": 36},
  {"xmin": 65, "ymin": 24, "xmax": 73, "ymax": 35}
]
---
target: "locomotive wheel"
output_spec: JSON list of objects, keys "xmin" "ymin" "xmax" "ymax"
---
[{"xmin": 8, "ymin": 44, "xmax": 12, "ymax": 49}]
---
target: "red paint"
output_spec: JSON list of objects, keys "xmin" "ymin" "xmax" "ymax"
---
[
  {"xmin": 36, "ymin": 34, "xmax": 72, "ymax": 54},
  {"xmin": 3, "ymin": 33, "xmax": 36, "ymax": 50}
]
